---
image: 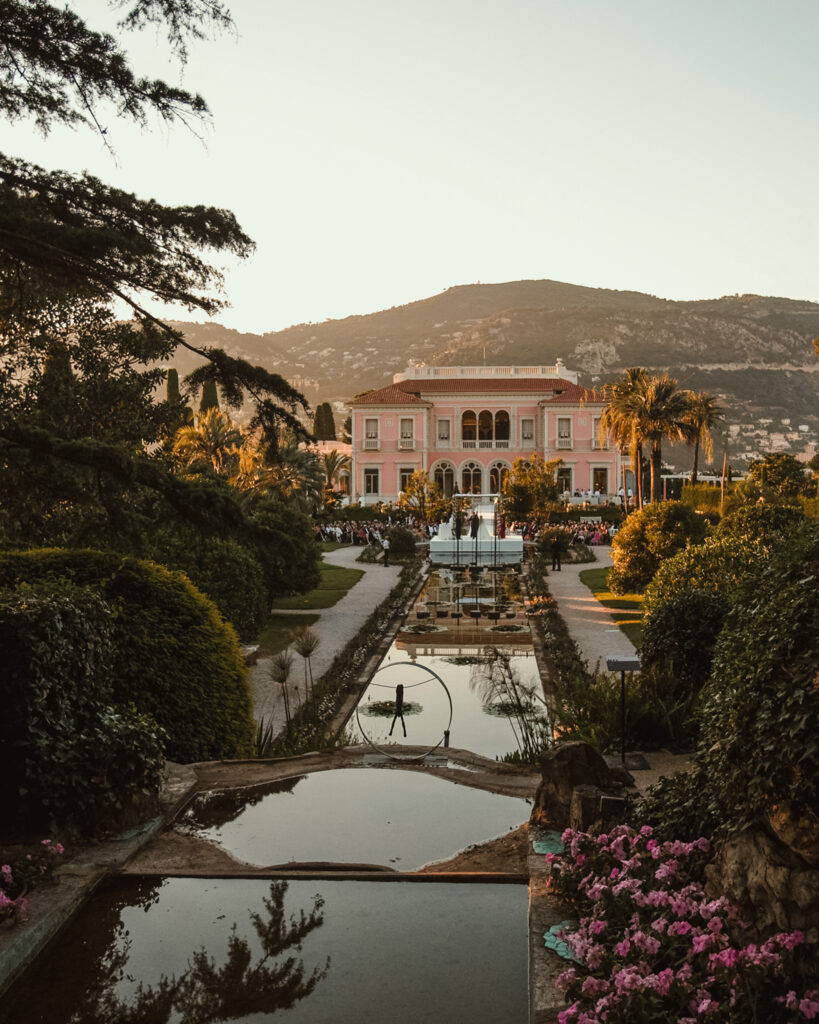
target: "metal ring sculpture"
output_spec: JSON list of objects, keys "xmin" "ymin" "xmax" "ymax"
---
[{"xmin": 355, "ymin": 661, "xmax": 453, "ymax": 762}]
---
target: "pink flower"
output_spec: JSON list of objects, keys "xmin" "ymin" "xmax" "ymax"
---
[
  {"xmin": 709, "ymin": 948, "xmax": 739, "ymax": 969},
  {"xmin": 589, "ymin": 920, "xmax": 607, "ymax": 935},
  {"xmin": 800, "ymin": 997, "xmax": 819, "ymax": 1020},
  {"xmin": 668, "ymin": 920, "xmax": 692, "ymax": 936},
  {"xmin": 575, "ymin": 854, "xmax": 586, "ymax": 867},
  {"xmin": 614, "ymin": 938, "xmax": 631, "ymax": 957}
]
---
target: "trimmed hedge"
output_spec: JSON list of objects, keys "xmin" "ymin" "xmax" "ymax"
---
[
  {"xmin": 0, "ymin": 550, "xmax": 255, "ymax": 763},
  {"xmin": 0, "ymin": 587, "xmax": 165, "ymax": 833},
  {"xmin": 147, "ymin": 528, "xmax": 269, "ymax": 642},
  {"xmin": 608, "ymin": 501, "xmax": 708, "ymax": 594}
]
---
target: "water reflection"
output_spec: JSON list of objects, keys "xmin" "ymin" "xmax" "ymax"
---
[
  {"xmin": 1, "ymin": 880, "xmax": 528, "ymax": 1024},
  {"xmin": 2, "ymin": 880, "xmax": 326, "ymax": 1024},
  {"xmin": 181, "ymin": 769, "xmax": 529, "ymax": 870}
]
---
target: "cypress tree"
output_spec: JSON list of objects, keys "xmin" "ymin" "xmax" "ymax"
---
[
  {"xmin": 313, "ymin": 402, "xmax": 336, "ymax": 440},
  {"xmin": 167, "ymin": 368, "xmax": 181, "ymax": 404},
  {"xmin": 199, "ymin": 379, "xmax": 220, "ymax": 413}
]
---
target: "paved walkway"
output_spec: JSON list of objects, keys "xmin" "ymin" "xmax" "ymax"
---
[
  {"xmin": 544, "ymin": 547, "xmax": 637, "ymax": 671},
  {"xmin": 251, "ymin": 546, "xmax": 402, "ymax": 733}
]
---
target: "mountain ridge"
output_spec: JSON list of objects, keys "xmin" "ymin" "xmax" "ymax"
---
[{"xmin": 164, "ymin": 279, "xmax": 819, "ymax": 468}]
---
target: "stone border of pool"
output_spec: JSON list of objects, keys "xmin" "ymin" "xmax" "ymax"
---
[{"xmin": 0, "ymin": 761, "xmax": 198, "ymax": 1000}]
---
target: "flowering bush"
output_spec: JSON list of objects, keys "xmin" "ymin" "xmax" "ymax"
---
[
  {"xmin": 0, "ymin": 839, "xmax": 65, "ymax": 924},
  {"xmin": 547, "ymin": 825, "xmax": 818, "ymax": 1023}
]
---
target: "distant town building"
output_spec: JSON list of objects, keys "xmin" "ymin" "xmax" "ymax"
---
[{"xmin": 349, "ymin": 363, "xmax": 620, "ymax": 504}]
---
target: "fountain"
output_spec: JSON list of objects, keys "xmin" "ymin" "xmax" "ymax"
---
[{"xmin": 429, "ymin": 495, "xmax": 524, "ymax": 565}]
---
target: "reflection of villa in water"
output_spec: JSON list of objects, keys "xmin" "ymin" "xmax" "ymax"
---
[
  {"xmin": 350, "ymin": 362, "xmax": 619, "ymax": 504},
  {"xmin": 398, "ymin": 565, "xmax": 533, "ymax": 657}
]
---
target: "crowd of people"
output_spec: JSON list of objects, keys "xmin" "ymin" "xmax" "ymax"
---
[{"xmin": 313, "ymin": 521, "xmax": 386, "ymax": 546}]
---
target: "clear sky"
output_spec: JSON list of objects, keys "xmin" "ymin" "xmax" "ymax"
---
[{"xmin": 4, "ymin": 0, "xmax": 818, "ymax": 333}]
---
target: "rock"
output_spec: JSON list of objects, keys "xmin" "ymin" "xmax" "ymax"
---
[
  {"xmin": 530, "ymin": 742, "xmax": 621, "ymax": 830},
  {"xmin": 706, "ymin": 828, "xmax": 819, "ymax": 942},
  {"xmin": 766, "ymin": 803, "xmax": 819, "ymax": 868}
]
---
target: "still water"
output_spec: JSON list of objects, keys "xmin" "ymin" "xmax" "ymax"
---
[
  {"xmin": 182, "ymin": 768, "xmax": 530, "ymax": 870},
  {"xmin": 355, "ymin": 564, "xmax": 546, "ymax": 760},
  {"xmin": 2, "ymin": 877, "xmax": 528, "ymax": 1024}
]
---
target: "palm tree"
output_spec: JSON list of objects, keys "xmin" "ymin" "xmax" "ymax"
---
[
  {"xmin": 599, "ymin": 368, "xmax": 649, "ymax": 510},
  {"xmin": 637, "ymin": 374, "xmax": 692, "ymax": 503},
  {"xmin": 172, "ymin": 407, "xmax": 241, "ymax": 474},
  {"xmin": 322, "ymin": 449, "xmax": 351, "ymax": 493},
  {"xmin": 231, "ymin": 431, "xmax": 324, "ymax": 512},
  {"xmin": 683, "ymin": 391, "xmax": 723, "ymax": 485}
]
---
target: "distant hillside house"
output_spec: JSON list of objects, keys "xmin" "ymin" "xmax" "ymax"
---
[{"xmin": 349, "ymin": 363, "xmax": 620, "ymax": 505}]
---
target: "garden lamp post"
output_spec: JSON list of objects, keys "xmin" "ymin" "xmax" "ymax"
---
[{"xmin": 606, "ymin": 655, "xmax": 641, "ymax": 767}]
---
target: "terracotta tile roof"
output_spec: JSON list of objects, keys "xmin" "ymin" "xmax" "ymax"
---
[{"xmin": 350, "ymin": 377, "xmax": 604, "ymax": 406}]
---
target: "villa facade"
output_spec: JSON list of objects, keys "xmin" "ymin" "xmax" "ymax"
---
[{"xmin": 349, "ymin": 363, "xmax": 620, "ymax": 505}]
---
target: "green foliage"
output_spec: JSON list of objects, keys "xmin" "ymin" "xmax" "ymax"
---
[
  {"xmin": 397, "ymin": 470, "xmax": 447, "ymax": 523},
  {"xmin": 680, "ymin": 481, "xmax": 723, "ymax": 513},
  {"xmin": 501, "ymin": 454, "xmax": 562, "ymax": 519},
  {"xmin": 538, "ymin": 527, "xmax": 571, "ymax": 555},
  {"xmin": 641, "ymin": 588, "xmax": 730, "ymax": 697},
  {"xmin": 555, "ymin": 669, "xmax": 695, "ymax": 753},
  {"xmin": 747, "ymin": 452, "xmax": 811, "ymax": 499},
  {"xmin": 198, "ymin": 378, "xmax": 220, "ymax": 413},
  {"xmin": 0, "ymin": 549, "xmax": 255, "ymax": 764},
  {"xmin": 251, "ymin": 497, "xmax": 322, "ymax": 599},
  {"xmin": 147, "ymin": 528, "xmax": 269, "ymax": 642},
  {"xmin": 608, "ymin": 500, "xmax": 708, "ymax": 594},
  {"xmin": 385, "ymin": 525, "xmax": 416, "ymax": 558},
  {"xmin": 312, "ymin": 402, "xmax": 336, "ymax": 440},
  {"xmin": 712, "ymin": 501, "xmax": 805, "ymax": 544},
  {"xmin": 640, "ymin": 522, "xmax": 819, "ymax": 840},
  {"xmin": 0, "ymin": 586, "xmax": 165, "ymax": 833},
  {"xmin": 272, "ymin": 561, "xmax": 363, "ymax": 609}
]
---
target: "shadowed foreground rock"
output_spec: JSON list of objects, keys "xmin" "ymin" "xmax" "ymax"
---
[{"xmin": 529, "ymin": 741, "xmax": 632, "ymax": 831}]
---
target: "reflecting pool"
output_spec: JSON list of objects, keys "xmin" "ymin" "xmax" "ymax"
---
[
  {"xmin": 181, "ymin": 768, "xmax": 530, "ymax": 869},
  {"xmin": 2, "ymin": 878, "xmax": 528, "ymax": 1024},
  {"xmin": 355, "ymin": 566, "xmax": 548, "ymax": 759}
]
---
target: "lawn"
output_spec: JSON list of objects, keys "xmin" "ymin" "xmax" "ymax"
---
[
  {"xmin": 255, "ymin": 613, "xmax": 321, "ymax": 657},
  {"xmin": 271, "ymin": 562, "xmax": 365, "ymax": 610},
  {"xmin": 578, "ymin": 567, "xmax": 644, "ymax": 649}
]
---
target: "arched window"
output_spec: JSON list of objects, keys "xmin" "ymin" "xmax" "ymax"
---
[
  {"xmin": 461, "ymin": 410, "xmax": 477, "ymax": 443},
  {"xmin": 478, "ymin": 410, "xmax": 493, "ymax": 443},
  {"xmin": 494, "ymin": 410, "xmax": 510, "ymax": 443},
  {"xmin": 489, "ymin": 462, "xmax": 509, "ymax": 493},
  {"xmin": 461, "ymin": 461, "xmax": 482, "ymax": 494},
  {"xmin": 433, "ymin": 462, "xmax": 455, "ymax": 496}
]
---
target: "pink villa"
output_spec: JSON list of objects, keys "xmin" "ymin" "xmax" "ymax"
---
[{"xmin": 349, "ymin": 363, "xmax": 621, "ymax": 506}]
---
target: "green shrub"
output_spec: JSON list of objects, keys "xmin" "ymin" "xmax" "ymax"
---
[
  {"xmin": 385, "ymin": 525, "xmax": 416, "ymax": 558},
  {"xmin": 641, "ymin": 588, "xmax": 730, "ymax": 697},
  {"xmin": 608, "ymin": 501, "xmax": 708, "ymax": 594},
  {"xmin": 147, "ymin": 528, "xmax": 269, "ymax": 641},
  {"xmin": 252, "ymin": 498, "xmax": 321, "ymax": 598},
  {"xmin": 0, "ymin": 587, "xmax": 165, "ymax": 833},
  {"xmin": 639, "ymin": 522, "xmax": 819, "ymax": 840},
  {"xmin": 711, "ymin": 501, "xmax": 805, "ymax": 544},
  {"xmin": 680, "ymin": 481, "xmax": 723, "ymax": 514},
  {"xmin": 642, "ymin": 536, "xmax": 759, "ymax": 618},
  {"xmin": 0, "ymin": 550, "xmax": 255, "ymax": 763},
  {"xmin": 537, "ymin": 528, "xmax": 571, "ymax": 556}
]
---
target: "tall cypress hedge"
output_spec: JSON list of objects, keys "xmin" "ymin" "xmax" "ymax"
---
[{"xmin": 0, "ymin": 550, "xmax": 255, "ymax": 764}]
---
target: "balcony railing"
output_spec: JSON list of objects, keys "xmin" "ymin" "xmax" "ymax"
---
[
  {"xmin": 398, "ymin": 438, "xmax": 415, "ymax": 450},
  {"xmin": 363, "ymin": 438, "xmax": 380, "ymax": 450},
  {"xmin": 461, "ymin": 440, "xmax": 512, "ymax": 450},
  {"xmin": 592, "ymin": 439, "xmax": 609, "ymax": 450},
  {"xmin": 557, "ymin": 437, "xmax": 573, "ymax": 449}
]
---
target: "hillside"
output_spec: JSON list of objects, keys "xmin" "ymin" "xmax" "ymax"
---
[{"xmin": 166, "ymin": 279, "xmax": 819, "ymax": 470}]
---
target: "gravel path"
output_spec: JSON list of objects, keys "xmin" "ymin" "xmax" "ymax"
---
[
  {"xmin": 251, "ymin": 546, "xmax": 402, "ymax": 733},
  {"xmin": 544, "ymin": 546, "xmax": 637, "ymax": 670}
]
